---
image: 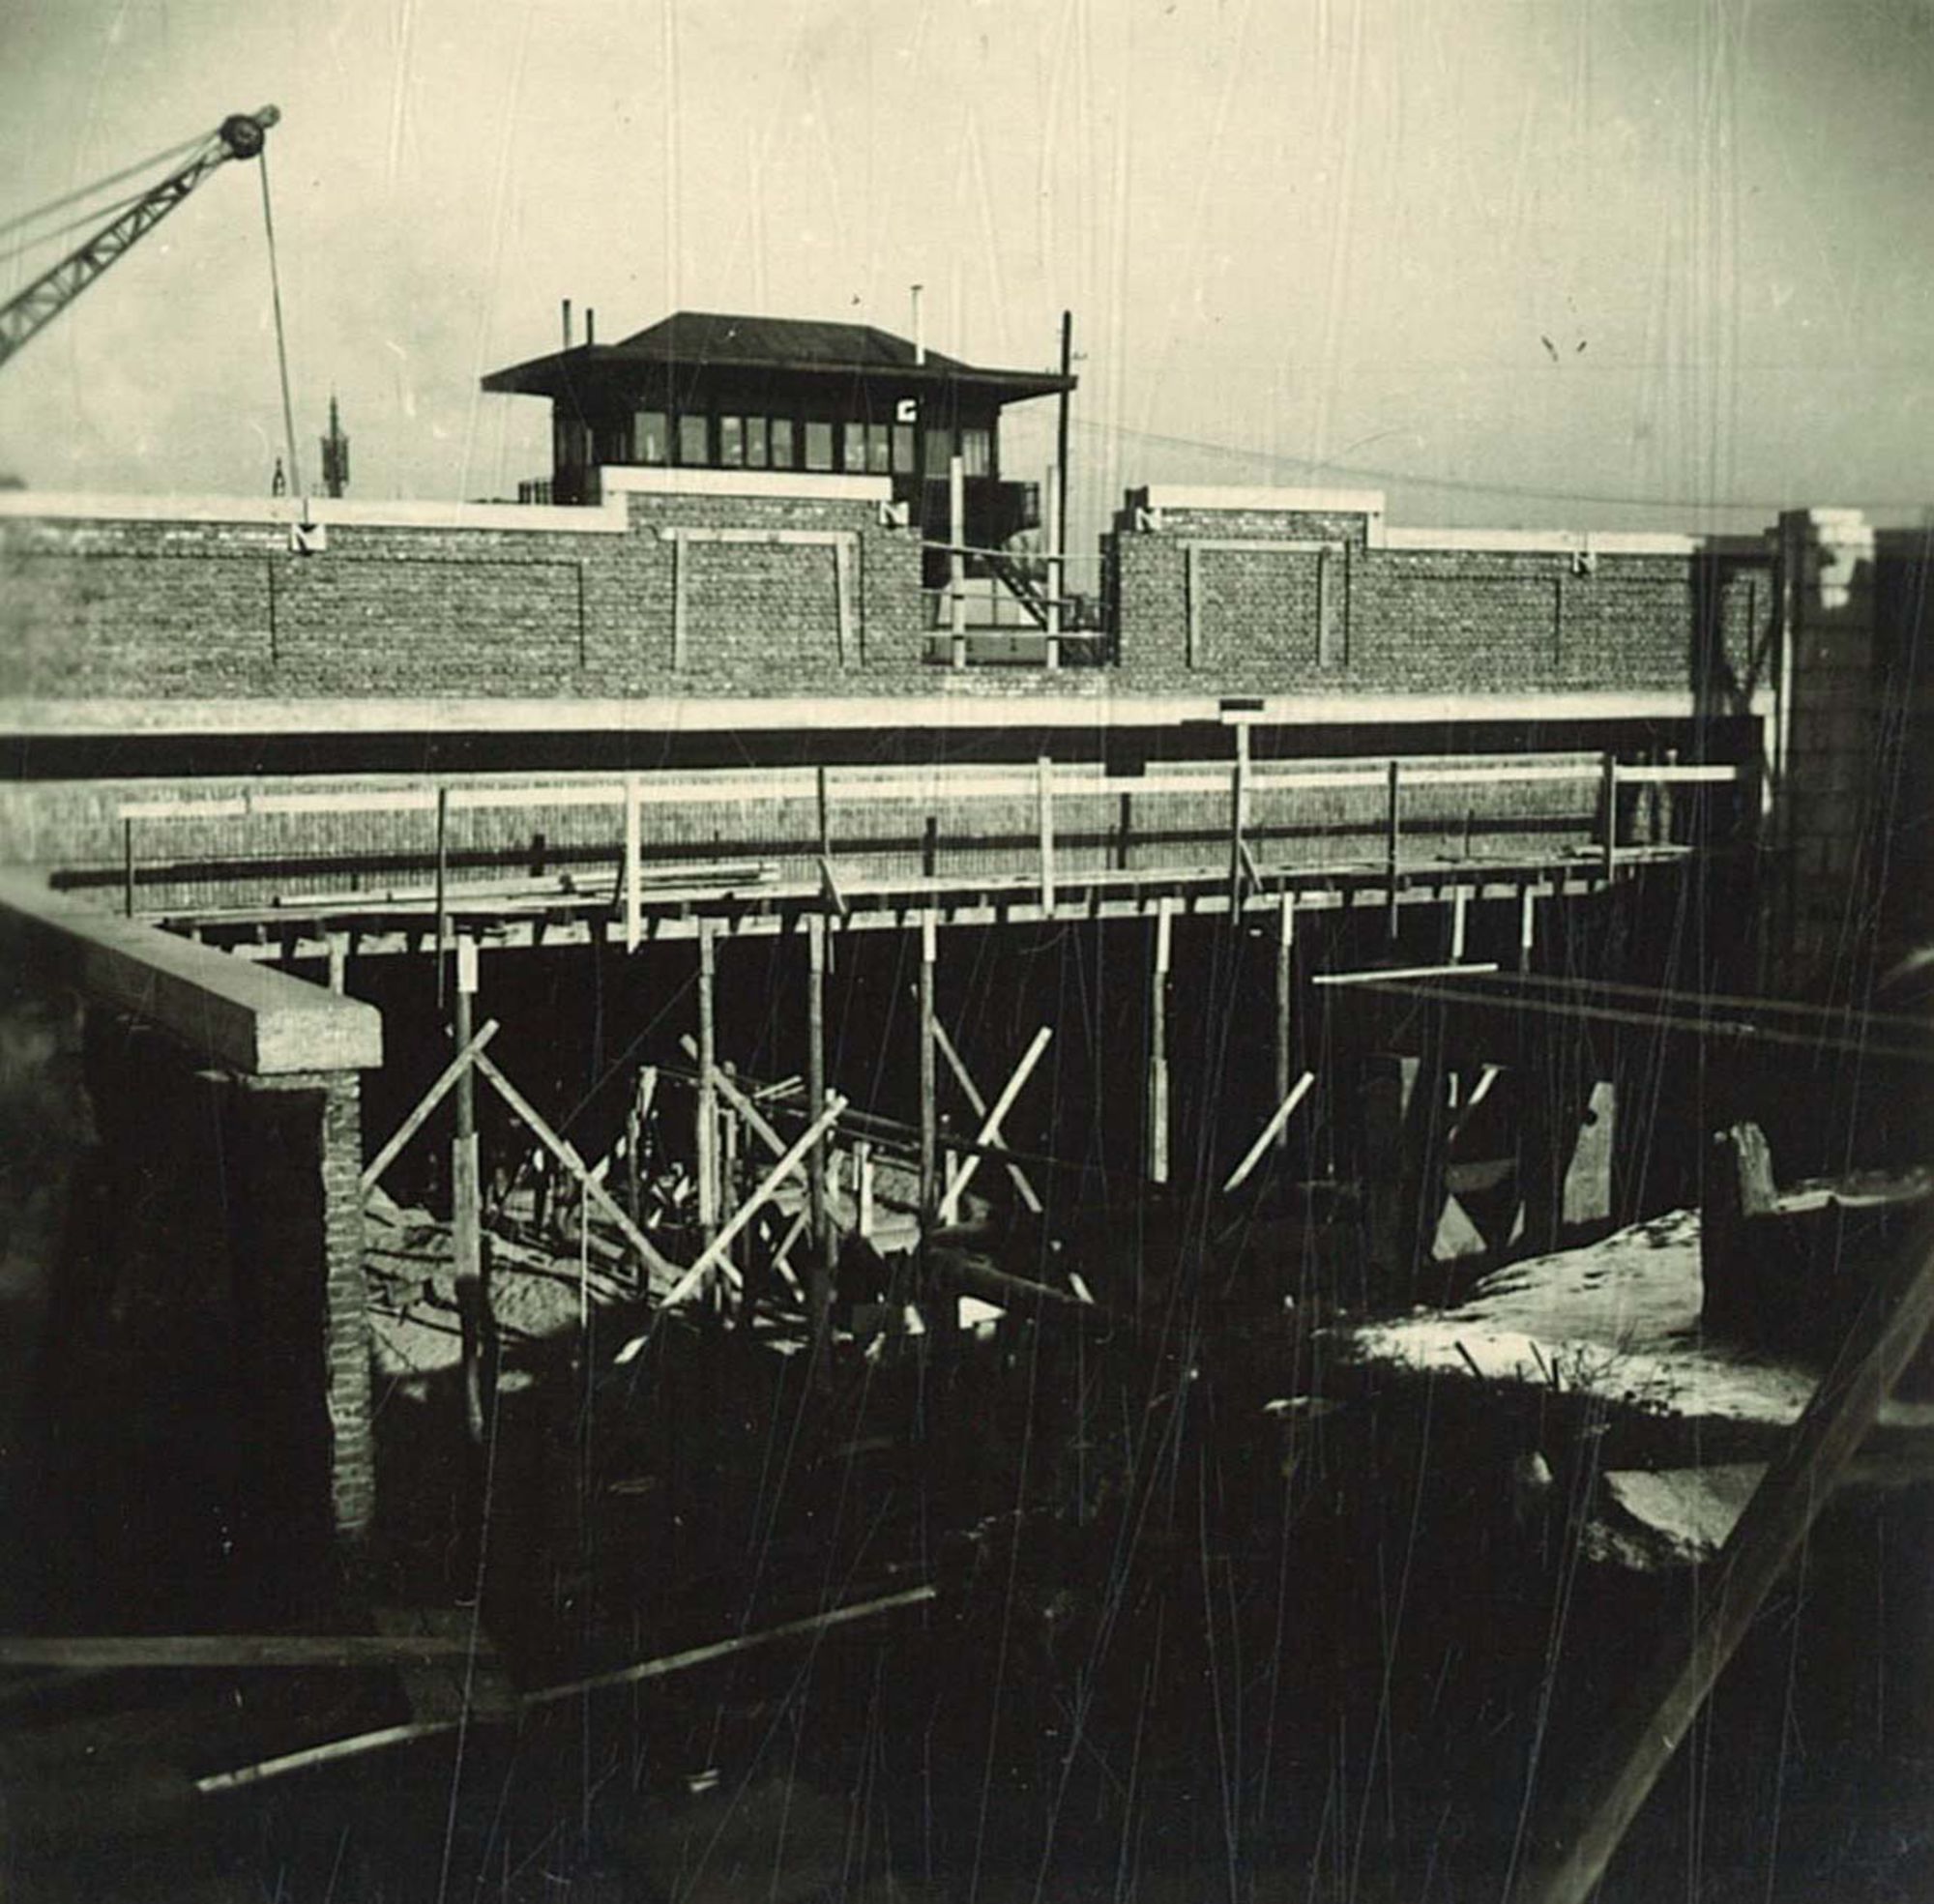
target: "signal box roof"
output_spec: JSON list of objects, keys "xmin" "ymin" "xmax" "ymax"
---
[{"xmin": 482, "ymin": 309, "xmax": 1074, "ymax": 406}]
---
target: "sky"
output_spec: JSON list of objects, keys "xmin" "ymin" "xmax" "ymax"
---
[{"xmin": 0, "ymin": 0, "xmax": 1929, "ymax": 550}]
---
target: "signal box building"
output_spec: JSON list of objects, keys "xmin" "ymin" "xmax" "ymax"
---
[{"xmin": 482, "ymin": 309, "xmax": 1073, "ymax": 590}]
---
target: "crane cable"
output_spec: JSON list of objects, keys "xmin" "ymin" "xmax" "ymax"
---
[
  {"xmin": 0, "ymin": 180, "xmax": 167, "ymax": 275},
  {"xmin": 255, "ymin": 140, "xmax": 305, "ymax": 513},
  {"xmin": 0, "ymin": 130, "xmax": 209, "ymax": 244}
]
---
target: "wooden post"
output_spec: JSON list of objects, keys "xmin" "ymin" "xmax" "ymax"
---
[
  {"xmin": 361, "ymin": 1019, "xmax": 501, "ymax": 1197},
  {"xmin": 1274, "ymin": 891, "xmax": 1296, "ymax": 1149},
  {"xmin": 1149, "ymin": 897, "xmax": 1173, "ymax": 1186},
  {"xmin": 1600, "ymin": 749, "xmax": 1619, "ymax": 881},
  {"xmin": 1116, "ymin": 790, "xmax": 1133, "ymax": 871},
  {"xmin": 122, "ymin": 816, "xmax": 136, "ymax": 917},
  {"xmin": 1385, "ymin": 756, "xmax": 1402, "ymax": 939},
  {"xmin": 856, "ymin": 1139, "xmax": 875, "ymax": 1239},
  {"xmin": 696, "ymin": 920, "xmax": 718, "ymax": 1248},
  {"xmin": 1044, "ymin": 462, "xmax": 1063, "ymax": 672},
  {"xmin": 1450, "ymin": 885, "xmax": 1470, "ymax": 964},
  {"xmin": 618, "ymin": 1096, "xmax": 849, "ymax": 1339},
  {"xmin": 1056, "ymin": 308, "xmax": 1073, "ymax": 578},
  {"xmin": 718, "ymin": 1087, "xmax": 740, "ymax": 1254},
  {"xmin": 625, "ymin": 1072, "xmax": 644, "ymax": 1225},
  {"xmin": 949, "ymin": 454, "xmax": 967, "ymax": 670},
  {"xmin": 624, "ymin": 773, "xmax": 642, "ymax": 952},
  {"xmin": 434, "ymin": 786, "xmax": 450, "ymax": 1008},
  {"xmin": 1038, "ymin": 754, "xmax": 1057, "ymax": 913},
  {"xmin": 1518, "ymin": 885, "xmax": 1538, "ymax": 973},
  {"xmin": 1231, "ymin": 723, "xmax": 1252, "ymax": 911},
  {"xmin": 452, "ymin": 935, "xmax": 484, "ymax": 1441},
  {"xmin": 918, "ymin": 911, "xmax": 939, "ymax": 1231},
  {"xmin": 326, "ymin": 934, "xmax": 348, "ymax": 995},
  {"xmin": 806, "ymin": 914, "xmax": 833, "ymax": 1384}
]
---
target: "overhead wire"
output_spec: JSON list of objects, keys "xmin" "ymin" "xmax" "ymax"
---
[
  {"xmin": 1070, "ymin": 413, "xmax": 1931, "ymax": 514},
  {"xmin": 0, "ymin": 129, "xmax": 208, "ymax": 243},
  {"xmin": 0, "ymin": 176, "xmax": 197, "ymax": 275}
]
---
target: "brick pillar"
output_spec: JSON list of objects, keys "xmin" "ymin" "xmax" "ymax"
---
[
  {"xmin": 1764, "ymin": 509, "xmax": 1881, "ymax": 996},
  {"xmin": 229, "ymin": 1069, "xmax": 373, "ymax": 1577}
]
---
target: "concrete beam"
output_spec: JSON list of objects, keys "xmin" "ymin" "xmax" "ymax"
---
[
  {"xmin": 0, "ymin": 870, "xmax": 381, "ymax": 1075},
  {"xmin": 0, "ymin": 686, "xmax": 1773, "ymax": 739}
]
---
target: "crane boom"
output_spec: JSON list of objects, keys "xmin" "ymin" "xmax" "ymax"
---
[{"xmin": 0, "ymin": 106, "xmax": 279, "ymax": 373}]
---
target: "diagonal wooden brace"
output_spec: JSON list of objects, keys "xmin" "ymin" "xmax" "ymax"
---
[
  {"xmin": 1222, "ymin": 1070, "xmax": 1316, "ymax": 1194},
  {"xmin": 361, "ymin": 1019, "xmax": 500, "ymax": 1196},
  {"xmin": 615, "ymin": 1094, "xmax": 848, "ymax": 1360},
  {"xmin": 937, "ymin": 1025, "xmax": 1052, "ymax": 1222},
  {"xmin": 474, "ymin": 1049, "xmax": 679, "ymax": 1286}
]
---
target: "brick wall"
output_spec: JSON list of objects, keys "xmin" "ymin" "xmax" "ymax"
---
[
  {"xmin": 229, "ymin": 1067, "xmax": 374, "ymax": 1556},
  {"xmin": 1, "ymin": 477, "xmax": 1772, "ymax": 711},
  {"xmin": 1105, "ymin": 489, "xmax": 1773, "ymax": 700},
  {"xmin": 0, "ymin": 482, "xmax": 925, "ymax": 702},
  {"xmin": 29, "ymin": 1011, "xmax": 371, "ymax": 1623}
]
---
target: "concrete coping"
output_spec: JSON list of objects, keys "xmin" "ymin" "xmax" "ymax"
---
[
  {"xmin": 1126, "ymin": 484, "xmax": 1756, "ymax": 557},
  {"xmin": 1135, "ymin": 483, "xmax": 1389, "ymax": 518},
  {"xmin": 0, "ymin": 462, "xmax": 892, "ymax": 536},
  {"xmin": 0, "ymin": 870, "xmax": 382, "ymax": 1075}
]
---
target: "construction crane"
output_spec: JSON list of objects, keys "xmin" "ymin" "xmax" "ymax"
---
[{"xmin": 0, "ymin": 106, "xmax": 280, "ymax": 374}]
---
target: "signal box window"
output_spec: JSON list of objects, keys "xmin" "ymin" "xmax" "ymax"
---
[
  {"xmin": 866, "ymin": 423, "xmax": 893, "ymax": 474},
  {"xmin": 634, "ymin": 411, "xmax": 669, "ymax": 464},
  {"xmin": 678, "ymin": 414, "xmax": 710, "ymax": 466},
  {"xmin": 772, "ymin": 419, "xmax": 796, "ymax": 469},
  {"xmin": 805, "ymin": 422, "xmax": 835, "ymax": 471},
  {"xmin": 719, "ymin": 416, "xmax": 746, "ymax": 467},
  {"xmin": 893, "ymin": 424, "xmax": 916, "ymax": 472},
  {"xmin": 960, "ymin": 426, "xmax": 992, "ymax": 477},
  {"xmin": 745, "ymin": 418, "xmax": 769, "ymax": 468},
  {"xmin": 923, "ymin": 427, "xmax": 953, "ymax": 478},
  {"xmin": 842, "ymin": 425, "xmax": 868, "ymax": 475}
]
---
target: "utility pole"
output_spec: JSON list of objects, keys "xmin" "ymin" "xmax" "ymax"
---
[{"xmin": 1055, "ymin": 310, "xmax": 1073, "ymax": 600}]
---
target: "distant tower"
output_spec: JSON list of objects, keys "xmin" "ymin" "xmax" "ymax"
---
[
  {"xmin": 320, "ymin": 393, "xmax": 350, "ymax": 499},
  {"xmin": 271, "ymin": 455, "xmax": 286, "ymax": 498}
]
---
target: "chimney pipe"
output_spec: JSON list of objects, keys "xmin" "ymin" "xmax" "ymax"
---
[
  {"xmin": 911, "ymin": 283, "xmax": 925, "ymax": 366},
  {"xmin": 586, "ymin": 308, "xmax": 596, "ymax": 347},
  {"xmin": 562, "ymin": 299, "xmax": 572, "ymax": 351}
]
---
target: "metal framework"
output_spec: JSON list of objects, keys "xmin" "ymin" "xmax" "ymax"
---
[{"xmin": 0, "ymin": 107, "xmax": 278, "ymax": 373}]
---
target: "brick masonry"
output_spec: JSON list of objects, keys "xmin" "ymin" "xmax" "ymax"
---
[
  {"xmin": 0, "ymin": 487, "xmax": 925, "ymax": 701},
  {"xmin": 31, "ymin": 1011, "xmax": 373, "ymax": 1620},
  {"xmin": 231, "ymin": 1067, "xmax": 374, "ymax": 1554},
  {"xmin": 1, "ymin": 481, "xmax": 1771, "ymax": 708},
  {"xmin": 1104, "ymin": 499, "xmax": 1773, "ymax": 701}
]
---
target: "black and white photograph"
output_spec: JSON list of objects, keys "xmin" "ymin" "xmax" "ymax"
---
[{"xmin": 1, "ymin": 3, "xmax": 1930, "ymax": 1897}]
